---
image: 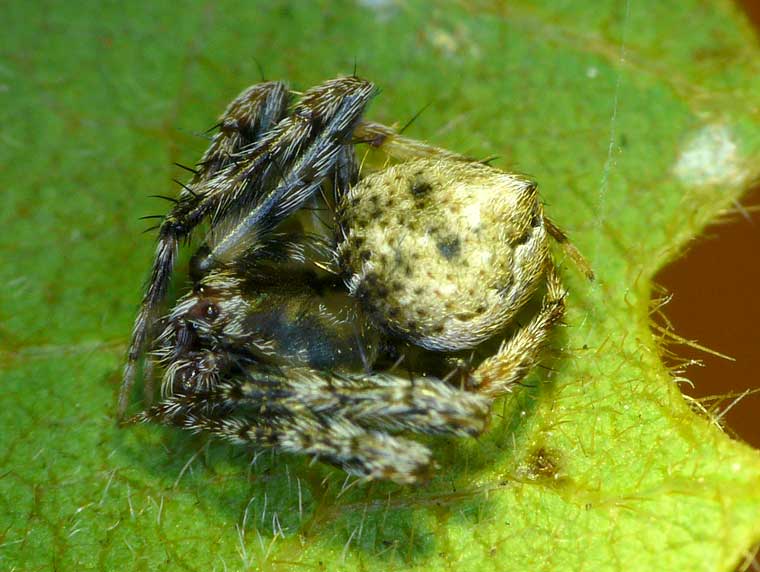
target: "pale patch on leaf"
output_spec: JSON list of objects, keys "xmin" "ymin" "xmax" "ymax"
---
[{"xmin": 674, "ymin": 124, "xmax": 748, "ymax": 188}]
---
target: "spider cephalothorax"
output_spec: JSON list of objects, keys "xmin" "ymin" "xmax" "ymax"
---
[{"xmin": 120, "ymin": 75, "xmax": 591, "ymax": 484}]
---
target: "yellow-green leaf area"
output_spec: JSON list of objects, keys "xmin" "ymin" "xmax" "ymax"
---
[{"xmin": 2, "ymin": 1, "xmax": 760, "ymax": 571}]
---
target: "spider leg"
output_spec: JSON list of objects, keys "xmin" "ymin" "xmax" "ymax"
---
[
  {"xmin": 120, "ymin": 81, "xmax": 290, "ymax": 418},
  {"xmin": 197, "ymin": 82, "xmax": 292, "ymax": 178},
  {"xmin": 139, "ymin": 385, "xmax": 435, "ymax": 484},
  {"xmin": 239, "ymin": 232, "xmax": 340, "ymax": 274},
  {"xmin": 204, "ymin": 412, "xmax": 433, "ymax": 484},
  {"xmin": 226, "ymin": 368, "xmax": 490, "ymax": 436},
  {"xmin": 354, "ymin": 120, "xmax": 472, "ymax": 162},
  {"xmin": 190, "ymin": 76, "xmax": 377, "ymax": 233},
  {"xmin": 466, "ymin": 263, "xmax": 566, "ymax": 399},
  {"xmin": 543, "ymin": 216, "xmax": 595, "ymax": 281},
  {"xmin": 226, "ymin": 416, "xmax": 434, "ymax": 484},
  {"xmin": 140, "ymin": 362, "xmax": 490, "ymax": 483},
  {"xmin": 196, "ymin": 77, "xmax": 375, "ymax": 272},
  {"xmin": 333, "ymin": 143, "xmax": 360, "ymax": 205}
]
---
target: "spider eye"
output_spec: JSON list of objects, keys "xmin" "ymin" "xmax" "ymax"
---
[
  {"xmin": 187, "ymin": 299, "xmax": 220, "ymax": 323},
  {"xmin": 205, "ymin": 303, "xmax": 219, "ymax": 321}
]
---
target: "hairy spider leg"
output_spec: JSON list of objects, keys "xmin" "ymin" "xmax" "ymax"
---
[
  {"xmin": 197, "ymin": 76, "xmax": 377, "ymax": 228},
  {"xmin": 199, "ymin": 78, "xmax": 376, "ymax": 271},
  {"xmin": 197, "ymin": 413, "xmax": 434, "ymax": 484},
  {"xmin": 138, "ymin": 366, "xmax": 491, "ymax": 483},
  {"xmin": 121, "ymin": 77, "xmax": 376, "ymax": 418},
  {"xmin": 238, "ymin": 232, "xmax": 339, "ymax": 271},
  {"xmin": 467, "ymin": 263, "xmax": 567, "ymax": 399},
  {"xmin": 120, "ymin": 81, "xmax": 290, "ymax": 418},
  {"xmin": 198, "ymin": 82, "xmax": 293, "ymax": 177},
  {"xmin": 333, "ymin": 144, "xmax": 360, "ymax": 204},
  {"xmin": 543, "ymin": 216, "xmax": 595, "ymax": 281},
  {"xmin": 353, "ymin": 120, "xmax": 472, "ymax": 163}
]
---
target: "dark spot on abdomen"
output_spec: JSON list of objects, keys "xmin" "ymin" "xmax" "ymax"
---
[
  {"xmin": 410, "ymin": 179, "xmax": 432, "ymax": 197},
  {"xmin": 436, "ymin": 235, "xmax": 461, "ymax": 260}
]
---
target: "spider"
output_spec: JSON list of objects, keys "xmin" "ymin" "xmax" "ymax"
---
[{"xmin": 119, "ymin": 75, "xmax": 592, "ymax": 484}]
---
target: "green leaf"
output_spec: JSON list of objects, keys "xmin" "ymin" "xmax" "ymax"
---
[{"xmin": 2, "ymin": 1, "xmax": 760, "ymax": 570}]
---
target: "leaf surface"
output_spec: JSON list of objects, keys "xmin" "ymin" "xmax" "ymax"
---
[{"xmin": 2, "ymin": 1, "xmax": 760, "ymax": 570}]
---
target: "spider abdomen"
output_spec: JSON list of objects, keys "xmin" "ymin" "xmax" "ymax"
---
[{"xmin": 338, "ymin": 158, "xmax": 550, "ymax": 351}]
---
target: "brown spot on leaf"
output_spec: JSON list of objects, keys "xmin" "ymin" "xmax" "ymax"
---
[{"xmin": 526, "ymin": 446, "xmax": 563, "ymax": 482}]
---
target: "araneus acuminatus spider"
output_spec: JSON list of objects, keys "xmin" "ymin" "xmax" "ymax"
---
[{"xmin": 119, "ymin": 75, "xmax": 592, "ymax": 484}]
